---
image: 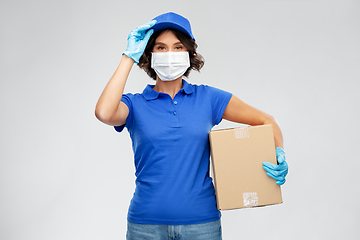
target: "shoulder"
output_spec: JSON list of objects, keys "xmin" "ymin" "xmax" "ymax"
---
[
  {"xmin": 121, "ymin": 92, "xmax": 148, "ymax": 110},
  {"xmin": 187, "ymin": 82, "xmax": 216, "ymax": 93},
  {"xmin": 190, "ymin": 83, "xmax": 232, "ymax": 97},
  {"xmin": 123, "ymin": 92, "xmax": 141, "ymax": 98},
  {"xmin": 122, "ymin": 92, "xmax": 146, "ymax": 101}
]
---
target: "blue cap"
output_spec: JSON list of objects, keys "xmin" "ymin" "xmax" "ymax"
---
[{"xmin": 152, "ymin": 12, "xmax": 195, "ymax": 41}]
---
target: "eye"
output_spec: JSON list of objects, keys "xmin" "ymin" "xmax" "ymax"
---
[
  {"xmin": 157, "ymin": 46, "xmax": 165, "ymax": 50},
  {"xmin": 174, "ymin": 43, "xmax": 186, "ymax": 51}
]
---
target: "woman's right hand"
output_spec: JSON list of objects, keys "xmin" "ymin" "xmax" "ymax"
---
[{"xmin": 123, "ymin": 20, "xmax": 157, "ymax": 63}]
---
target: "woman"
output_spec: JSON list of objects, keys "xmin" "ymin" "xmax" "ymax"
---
[{"xmin": 95, "ymin": 12, "xmax": 288, "ymax": 240}]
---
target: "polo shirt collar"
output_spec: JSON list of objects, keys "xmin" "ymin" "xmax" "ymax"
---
[
  {"xmin": 182, "ymin": 79, "xmax": 195, "ymax": 95},
  {"xmin": 142, "ymin": 79, "xmax": 194, "ymax": 100}
]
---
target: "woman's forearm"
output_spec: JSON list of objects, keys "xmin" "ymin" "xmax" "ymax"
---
[
  {"xmin": 264, "ymin": 116, "xmax": 284, "ymax": 149},
  {"xmin": 223, "ymin": 95, "xmax": 284, "ymax": 148},
  {"xmin": 95, "ymin": 55, "xmax": 134, "ymax": 125}
]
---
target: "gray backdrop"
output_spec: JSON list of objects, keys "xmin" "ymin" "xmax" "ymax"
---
[{"xmin": 1, "ymin": 0, "xmax": 359, "ymax": 239}]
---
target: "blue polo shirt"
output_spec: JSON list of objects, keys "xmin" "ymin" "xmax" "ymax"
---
[{"xmin": 115, "ymin": 79, "xmax": 232, "ymax": 225}]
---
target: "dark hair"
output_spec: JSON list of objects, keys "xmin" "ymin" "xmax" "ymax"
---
[{"xmin": 137, "ymin": 29, "xmax": 205, "ymax": 80}]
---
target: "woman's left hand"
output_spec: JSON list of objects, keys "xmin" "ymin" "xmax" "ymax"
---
[{"xmin": 262, "ymin": 147, "xmax": 288, "ymax": 185}]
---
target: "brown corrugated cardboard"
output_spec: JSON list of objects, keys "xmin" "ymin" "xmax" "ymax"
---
[{"xmin": 209, "ymin": 124, "xmax": 282, "ymax": 210}]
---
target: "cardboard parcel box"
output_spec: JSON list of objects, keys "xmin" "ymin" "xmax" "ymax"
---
[{"xmin": 209, "ymin": 124, "xmax": 282, "ymax": 210}]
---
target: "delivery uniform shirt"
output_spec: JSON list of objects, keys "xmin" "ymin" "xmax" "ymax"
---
[{"xmin": 114, "ymin": 79, "xmax": 232, "ymax": 225}]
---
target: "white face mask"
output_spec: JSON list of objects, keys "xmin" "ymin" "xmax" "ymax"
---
[{"xmin": 151, "ymin": 52, "xmax": 190, "ymax": 81}]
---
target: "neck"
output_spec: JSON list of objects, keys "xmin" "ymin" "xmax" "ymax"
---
[{"xmin": 153, "ymin": 77, "xmax": 183, "ymax": 99}]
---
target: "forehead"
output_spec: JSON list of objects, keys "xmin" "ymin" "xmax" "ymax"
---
[{"xmin": 155, "ymin": 30, "xmax": 181, "ymax": 44}]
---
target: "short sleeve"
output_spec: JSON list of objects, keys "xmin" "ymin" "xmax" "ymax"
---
[
  {"xmin": 205, "ymin": 86, "xmax": 233, "ymax": 126},
  {"xmin": 114, "ymin": 94, "xmax": 133, "ymax": 132}
]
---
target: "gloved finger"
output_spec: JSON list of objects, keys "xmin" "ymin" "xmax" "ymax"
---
[
  {"xmin": 262, "ymin": 165, "xmax": 275, "ymax": 174},
  {"xmin": 275, "ymin": 147, "xmax": 285, "ymax": 155},
  {"xmin": 263, "ymin": 166, "xmax": 280, "ymax": 177},
  {"xmin": 142, "ymin": 29, "xmax": 154, "ymax": 44},
  {"xmin": 128, "ymin": 20, "xmax": 156, "ymax": 40},
  {"xmin": 276, "ymin": 179, "xmax": 286, "ymax": 185},
  {"xmin": 128, "ymin": 30, "xmax": 142, "ymax": 40},
  {"xmin": 277, "ymin": 162, "xmax": 288, "ymax": 175},
  {"xmin": 136, "ymin": 20, "xmax": 157, "ymax": 32},
  {"xmin": 266, "ymin": 172, "xmax": 285, "ymax": 182},
  {"xmin": 275, "ymin": 147, "xmax": 286, "ymax": 164},
  {"xmin": 279, "ymin": 164, "xmax": 288, "ymax": 176},
  {"xmin": 265, "ymin": 169, "xmax": 281, "ymax": 179},
  {"xmin": 263, "ymin": 159, "xmax": 288, "ymax": 169},
  {"xmin": 262, "ymin": 161, "xmax": 278, "ymax": 170},
  {"xmin": 278, "ymin": 168, "xmax": 288, "ymax": 176},
  {"xmin": 263, "ymin": 164, "xmax": 288, "ymax": 178},
  {"xmin": 277, "ymin": 154, "xmax": 286, "ymax": 164}
]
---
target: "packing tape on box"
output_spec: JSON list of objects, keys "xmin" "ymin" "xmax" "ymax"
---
[
  {"xmin": 243, "ymin": 192, "xmax": 258, "ymax": 207},
  {"xmin": 235, "ymin": 128, "xmax": 249, "ymax": 139}
]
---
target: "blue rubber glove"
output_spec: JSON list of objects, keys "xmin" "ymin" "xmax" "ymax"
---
[
  {"xmin": 123, "ymin": 20, "xmax": 156, "ymax": 63},
  {"xmin": 262, "ymin": 147, "xmax": 288, "ymax": 185}
]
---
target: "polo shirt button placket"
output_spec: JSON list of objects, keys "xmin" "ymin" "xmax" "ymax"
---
[
  {"xmin": 171, "ymin": 100, "xmax": 178, "ymax": 116},
  {"xmin": 171, "ymin": 101, "xmax": 177, "ymax": 116},
  {"xmin": 170, "ymin": 97, "xmax": 180, "ymax": 127}
]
